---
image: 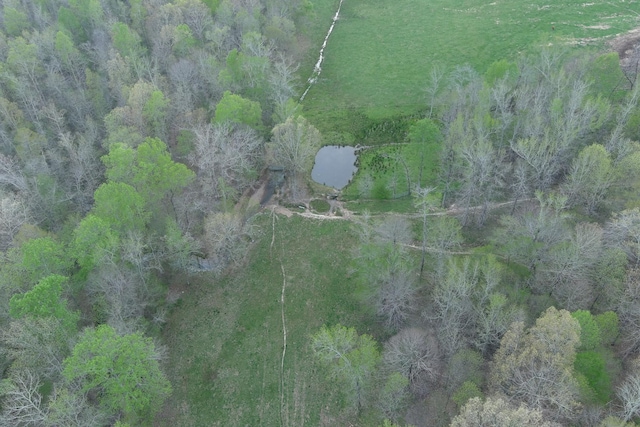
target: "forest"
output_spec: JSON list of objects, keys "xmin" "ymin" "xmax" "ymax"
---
[{"xmin": 0, "ymin": 0, "xmax": 639, "ymax": 426}]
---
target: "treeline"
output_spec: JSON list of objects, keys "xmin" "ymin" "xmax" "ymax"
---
[
  {"xmin": 311, "ymin": 49, "xmax": 640, "ymax": 426},
  {"xmin": 0, "ymin": 0, "xmax": 316, "ymax": 425}
]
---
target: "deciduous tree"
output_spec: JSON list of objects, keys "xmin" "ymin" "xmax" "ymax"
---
[
  {"xmin": 383, "ymin": 328, "xmax": 439, "ymax": 394},
  {"xmin": 490, "ymin": 307, "xmax": 581, "ymax": 421},
  {"xmin": 451, "ymin": 397, "xmax": 561, "ymax": 427},
  {"xmin": 63, "ymin": 325, "xmax": 171, "ymax": 419},
  {"xmin": 311, "ymin": 324, "xmax": 380, "ymax": 413},
  {"xmin": 268, "ymin": 115, "xmax": 321, "ymax": 199}
]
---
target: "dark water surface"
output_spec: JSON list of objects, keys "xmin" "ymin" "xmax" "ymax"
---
[{"xmin": 311, "ymin": 145, "xmax": 358, "ymax": 189}]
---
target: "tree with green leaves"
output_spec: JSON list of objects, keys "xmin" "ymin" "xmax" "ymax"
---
[
  {"xmin": 102, "ymin": 138, "xmax": 195, "ymax": 208},
  {"xmin": 19, "ymin": 237, "xmax": 70, "ymax": 284},
  {"xmin": 63, "ymin": 325, "xmax": 171, "ymax": 419},
  {"xmin": 92, "ymin": 182, "xmax": 149, "ymax": 234},
  {"xmin": 9, "ymin": 275, "xmax": 78, "ymax": 337},
  {"xmin": 311, "ymin": 324, "xmax": 380, "ymax": 413},
  {"xmin": 214, "ymin": 91, "xmax": 262, "ymax": 129},
  {"xmin": 377, "ymin": 372, "xmax": 409, "ymax": 422}
]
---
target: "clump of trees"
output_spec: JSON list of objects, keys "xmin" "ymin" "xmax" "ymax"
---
[
  {"xmin": 311, "ymin": 47, "xmax": 640, "ymax": 427},
  {"xmin": 0, "ymin": 0, "xmax": 316, "ymax": 424}
]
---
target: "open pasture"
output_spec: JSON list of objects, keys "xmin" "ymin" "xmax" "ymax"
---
[{"xmin": 301, "ymin": 0, "xmax": 640, "ymax": 134}]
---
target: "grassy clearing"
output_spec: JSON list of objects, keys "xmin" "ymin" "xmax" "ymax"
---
[
  {"xmin": 301, "ymin": 0, "xmax": 640, "ymax": 134},
  {"xmin": 342, "ymin": 140, "xmax": 441, "ymax": 201},
  {"xmin": 157, "ymin": 214, "xmax": 375, "ymax": 426}
]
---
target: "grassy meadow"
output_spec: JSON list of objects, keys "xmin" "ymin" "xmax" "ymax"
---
[
  {"xmin": 157, "ymin": 214, "xmax": 375, "ymax": 426},
  {"xmin": 301, "ymin": 0, "xmax": 640, "ymax": 135}
]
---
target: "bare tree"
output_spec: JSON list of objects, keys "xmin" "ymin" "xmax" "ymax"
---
[
  {"xmin": 536, "ymin": 222, "xmax": 604, "ymax": 310},
  {"xmin": 0, "ymin": 370, "xmax": 47, "ymax": 427},
  {"xmin": 1, "ymin": 317, "xmax": 69, "ymax": 380},
  {"xmin": 605, "ymin": 208, "xmax": 640, "ymax": 267},
  {"xmin": 617, "ymin": 269, "xmax": 640, "ymax": 355},
  {"xmin": 191, "ymin": 122, "xmax": 263, "ymax": 203},
  {"xmin": 383, "ymin": 328, "xmax": 439, "ymax": 393},
  {"xmin": 451, "ymin": 397, "xmax": 562, "ymax": 427},
  {"xmin": 375, "ymin": 216, "xmax": 413, "ymax": 248},
  {"xmin": 376, "ymin": 268, "xmax": 417, "ymax": 331},
  {"xmin": 268, "ymin": 115, "xmax": 321, "ymax": 200},
  {"xmin": 617, "ymin": 358, "xmax": 640, "ymax": 422},
  {"xmin": 424, "ymin": 63, "xmax": 446, "ymax": 119},
  {"xmin": 45, "ymin": 385, "xmax": 108, "ymax": 427},
  {"xmin": 204, "ymin": 211, "xmax": 254, "ymax": 272},
  {"xmin": 0, "ymin": 191, "xmax": 31, "ymax": 251}
]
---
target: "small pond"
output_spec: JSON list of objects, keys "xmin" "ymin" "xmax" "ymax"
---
[{"xmin": 311, "ymin": 145, "xmax": 358, "ymax": 189}]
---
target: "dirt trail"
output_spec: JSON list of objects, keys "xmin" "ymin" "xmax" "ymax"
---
[
  {"xmin": 300, "ymin": 0, "xmax": 345, "ymax": 101},
  {"xmin": 268, "ymin": 198, "xmax": 534, "ymax": 221}
]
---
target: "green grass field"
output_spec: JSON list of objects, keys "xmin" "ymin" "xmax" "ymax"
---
[
  {"xmin": 301, "ymin": 0, "xmax": 640, "ymax": 135},
  {"xmin": 157, "ymin": 214, "xmax": 375, "ymax": 426}
]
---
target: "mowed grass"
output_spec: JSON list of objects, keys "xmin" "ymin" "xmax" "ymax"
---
[
  {"xmin": 156, "ymin": 214, "xmax": 373, "ymax": 426},
  {"xmin": 301, "ymin": 0, "xmax": 640, "ymax": 134}
]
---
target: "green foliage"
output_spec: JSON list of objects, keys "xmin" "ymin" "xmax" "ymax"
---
[
  {"xmin": 572, "ymin": 310, "xmax": 602, "ymax": 351},
  {"xmin": 54, "ymin": 31, "xmax": 80, "ymax": 66},
  {"xmin": 564, "ymin": 144, "xmax": 613, "ymax": 213},
  {"xmin": 9, "ymin": 275, "xmax": 78, "ymax": 335},
  {"xmin": 160, "ymin": 217, "xmax": 362, "ymax": 425},
  {"xmin": 58, "ymin": 7, "xmax": 87, "ymax": 42},
  {"xmin": 592, "ymin": 249, "xmax": 628, "ymax": 311},
  {"xmin": 378, "ymin": 372, "xmax": 409, "ymax": 421},
  {"xmin": 163, "ymin": 218, "xmax": 198, "ymax": 271},
  {"xmin": 201, "ymin": 0, "xmax": 220, "ymax": 12},
  {"xmin": 588, "ymin": 53, "xmax": 627, "ymax": 100},
  {"xmin": 490, "ymin": 307, "xmax": 582, "ymax": 418},
  {"xmin": 102, "ymin": 138, "xmax": 195, "ymax": 207},
  {"xmin": 344, "ymin": 140, "xmax": 441, "ymax": 200},
  {"xmin": 452, "ymin": 381, "xmax": 483, "ymax": 408},
  {"xmin": 112, "ymin": 22, "xmax": 145, "ymax": 58},
  {"xmin": 624, "ymin": 108, "xmax": 640, "ymax": 142},
  {"xmin": 68, "ymin": 0, "xmax": 103, "ymax": 27},
  {"xmin": 92, "ymin": 182, "xmax": 149, "ymax": 233},
  {"xmin": 173, "ymin": 24, "xmax": 197, "ymax": 56},
  {"xmin": 575, "ymin": 350, "xmax": 611, "ymax": 404},
  {"xmin": 3, "ymin": 7, "xmax": 30, "ymax": 37},
  {"xmin": 372, "ymin": 180, "xmax": 391, "ymax": 200},
  {"xmin": 142, "ymin": 90, "xmax": 168, "ymax": 138},
  {"xmin": 447, "ymin": 349, "xmax": 485, "ymax": 391},
  {"xmin": 311, "ymin": 324, "xmax": 380, "ymax": 410},
  {"xmin": 408, "ymin": 118, "xmax": 442, "ymax": 145},
  {"xmin": 63, "ymin": 325, "xmax": 172, "ymax": 419},
  {"xmin": 20, "ymin": 237, "xmax": 70, "ymax": 283},
  {"xmin": 214, "ymin": 91, "xmax": 262, "ymax": 129},
  {"xmin": 72, "ymin": 214, "xmax": 118, "ymax": 272},
  {"xmin": 484, "ymin": 59, "xmax": 518, "ymax": 85},
  {"xmin": 310, "ymin": 199, "xmax": 331, "ymax": 213},
  {"xmin": 595, "ymin": 311, "xmax": 619, "ymax": 347}
]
